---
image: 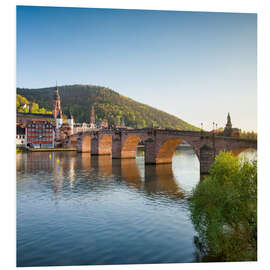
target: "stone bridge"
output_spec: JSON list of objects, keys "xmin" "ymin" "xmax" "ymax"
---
[{"xmin": 64, "ymin": 128, "xmax": 257, "ymax": 174}]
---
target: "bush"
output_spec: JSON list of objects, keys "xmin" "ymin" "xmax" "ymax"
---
[{"xmin": 190, "ymin": 151, "xmax": 257, "ymax": 262}]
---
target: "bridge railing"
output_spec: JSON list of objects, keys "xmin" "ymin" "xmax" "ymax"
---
[{"xmin": 71, "ymin": 126, "xmax": 256, "ymax": 143}]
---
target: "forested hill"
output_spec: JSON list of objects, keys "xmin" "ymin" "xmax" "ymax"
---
[
  {"xmin": 17, "ymin": 84, "xmax": 199, "ymax": 130},
  {"xmin": 16, "ymin": 94, "xmax": 52, "ymax": 114}
]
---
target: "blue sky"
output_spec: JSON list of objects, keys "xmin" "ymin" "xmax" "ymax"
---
[{"xmin": 16, "ymin": 6, "xmax": 257, "ymax": 131}]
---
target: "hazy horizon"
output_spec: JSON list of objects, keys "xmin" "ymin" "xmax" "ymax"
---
[{"xmin": 16, "ymin": 6, "xmax": 257, "ymax": 132}]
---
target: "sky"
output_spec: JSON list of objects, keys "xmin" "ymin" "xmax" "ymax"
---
[{"xmin": 16, "ymin": 6, "xmax": 257, "ymax": 131}]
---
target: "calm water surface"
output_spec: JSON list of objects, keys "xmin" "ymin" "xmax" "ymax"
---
[{"xmin": 16, "ymin": 148, "xmax": 255, "ymax": 266}]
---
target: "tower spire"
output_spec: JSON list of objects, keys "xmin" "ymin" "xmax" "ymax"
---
[
  {"xmin": 52, "ymin": 82, "xmax": 61, "ymax": 119},
  {"xmin": 226, "ymin": 112, "xmax": 232, "ymax": 129},
  {"xmin": 90, "ymin": 105, "xmax": 95, "ymax": 124}
]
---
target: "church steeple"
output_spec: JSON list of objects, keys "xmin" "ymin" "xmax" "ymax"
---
[
  {"xmin": 226, "ymin": 112, "xmax": 232, "ymax": 129},
  {"xmin": 52, "ymin": 84, "xmax": 62, "ymax": 119},
  {"xmin": 90, "ymin": 106, "xmax": 95, "ymax": 124},
  {"xmin": 67, "ymin": 109, "xmax": 74, "ymax": 134},
  {"xmin": 54, "ymin": 86, "xmax": 60, "ymax": 100},
  {"xmin": 67, "ymin": 110, "xmax": 73, "ymax": 120}
]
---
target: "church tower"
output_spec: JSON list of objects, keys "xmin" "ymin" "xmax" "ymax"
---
[
  {"xmin": 225, "ymin": 112, "xmax": 232, "ymax": 130},
  {"xmin": 90, "ymin": 106, "xmax": 95, "ymax": 125},
  {"xmin": 67, "ymin": 110, "xmax": 74, "ymax": 135},
  {"xmin": 223, "ymin": 112, "xmax": 233, "ymax": 136},
  {"xmin": 55, "ymin": 110, "xmax": 63, "ymax": 140},
  {"xmin": 52, "ymin": 85, "xmax": 62, "ymax": 119}
]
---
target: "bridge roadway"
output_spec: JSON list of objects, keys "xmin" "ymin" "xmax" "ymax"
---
[{"xmin": 64, "ymin": 128, "xmax": 257, "ymax": 174}]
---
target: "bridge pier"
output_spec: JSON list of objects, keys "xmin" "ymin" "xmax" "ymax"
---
[
  {"xmin": 76, "ymin": 136, "xmax": 91, "ymax": 153},
  {"xmin": 199, "ymin": 145, "xmax": 215, "ymax": 174},
  {"xmin": 144, "ymin": 138, "xmax": 157, "ymax": 164},
  {"xmin": 91, "ymin": 137, "xmax": 99, "ymax": 155},
  {"xmin": 112, "ymin": 138, "xmax": 122, "ymax": 159},
  {"xmin": 99, "ymin": 135, "xmax": 113, "ymax": 155}
]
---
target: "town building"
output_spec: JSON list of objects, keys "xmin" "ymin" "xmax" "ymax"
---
[
  {"xmin": 16, "ymin": 125, "xmax": 27, "ymax": 147},
  {"xmin": 16, "ymin": 112, "xmax": 55, "ymax": 148},
  {"xmin": 26, "ymin": 121, "xmax": 55, "ymax": 148},
  {"xmin": 67, "ymin": 110, "xmax": 74, "ymax": 134},
  {"xmin": 17, "ymin": 112, "xmax": 55, "ymax": 126},
  {"xmin": 96, "ymin": 119, "xmax": 109, "ymax": 129},
  {"xmin": 55, "ymin": 111, "xmax": 74, "ymax": 146}
]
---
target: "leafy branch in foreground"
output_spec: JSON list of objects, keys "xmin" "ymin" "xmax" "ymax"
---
[{"xmin": 190, "ymin": 151, "xmax": 257, "ymax": 262}]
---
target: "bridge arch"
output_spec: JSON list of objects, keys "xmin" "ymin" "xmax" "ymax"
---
[
  {"xmin": 155, "ymin": 137, "xmax": 199, "ymax": 164},
  {"xmin": 156, "ymin": 138, "xmax": 183, "ymax": 164},
  {"xmin": 121, "ymin": 135, "xmax": 141, "ymax": 159}
]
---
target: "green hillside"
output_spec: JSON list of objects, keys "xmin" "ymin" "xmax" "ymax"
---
[
  {"xmin": 17, "ymin": 85, "xmax": 199, "ymax": 130},
  {"xmin": 16, "ymin": 94, "xmax": 52, "ymax": 114}
]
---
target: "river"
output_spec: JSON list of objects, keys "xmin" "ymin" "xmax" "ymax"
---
[{"xmin": 16, "ymin": 147, "xmax": 256, "ymax": 266}]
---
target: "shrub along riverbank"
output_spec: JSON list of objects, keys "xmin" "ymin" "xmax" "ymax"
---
[
  {"xmin": 16, "ymin": 147, "xmax": 28, "ymax": 154},
  {"xmin": 190, "ymin": 151, "xmax": 257, "ymax": 262}
]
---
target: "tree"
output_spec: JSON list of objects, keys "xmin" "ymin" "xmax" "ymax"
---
[
  {"xmin": 190, "ymin": 151, "xmax": 257, "ymax": 262},
  {"xmin": 31, "ymin": 103, "xmax": 39, "ymax": 113}
]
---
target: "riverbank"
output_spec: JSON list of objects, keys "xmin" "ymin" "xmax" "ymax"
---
[
  {"xmin": 29, "ymin": 148, "xmax": 76, "ymax": 152},
  {"xmin": 17, "ymin": 147, "xmax": 76, "ymax": 153},
  {"xmin": 16, "ymin": 148, "xmax": 28, "ymax": 154}
]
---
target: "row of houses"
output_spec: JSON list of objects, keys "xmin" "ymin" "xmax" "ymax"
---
[
  {"xmin": 16, "ymin": 118, "xmax": 55, "ymax": 148},
  {"xmin": 16, "ymin": 86, "xmax": 111, "ymax": 149}
]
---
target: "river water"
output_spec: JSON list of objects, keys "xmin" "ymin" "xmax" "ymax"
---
[{"xmin": 16, "ymin": 148, "xmax": 256, "ymax": 267}]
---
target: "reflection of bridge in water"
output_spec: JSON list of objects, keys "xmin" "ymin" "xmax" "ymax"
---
[
  {"xmin": 17, "ymin": 152, "xmax": 186, "ymax": 199},
  {"xmin": 65, "ymin": 128, "xmax": 257, "ymax": 173},
  {"xmin": 83, "ymin": 155, "xmax": 186, "ymax": 200}
]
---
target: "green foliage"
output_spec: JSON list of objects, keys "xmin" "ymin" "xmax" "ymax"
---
[
  {"xmin": 31, "ymin": 103, "xmax": 39, "ymax": 113},
  {"xmin": 16, "ymin": 94, "xmax": 52, "ymax": 114},
  {"xmin": 190, "ymin": 152, "xmax": 257, "ymax": 262},
  {"xmin": 16, "ymin": 147, "xmax": 28, "ymax": 153},
  {"xmin": 17, "ymin": 85, "xmax": 199, "ymax": 130},
  {"xmin": 16, "ymin": 94, "xmax": 29, "ymax": 112}
]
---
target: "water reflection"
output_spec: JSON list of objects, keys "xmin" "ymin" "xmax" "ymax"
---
[
  {"xmin": 16, "ymin": 151, "xmax": 191, "ymax": 198},
  {"xmin": 52, "ymin": 158, "xmax": 64, "ymax": 193},
  {"xmin": 17, "ymin": 150, "xmax": 200, "ymax": 267},
  {"xmin": 238, "ymin": 148, "xmax": 257, "ymax": 162},
  {"xmin": 80, "ymin": 153, "xmax": 91, "ymax": 171},
  {"xmin": 121, "ymin": 159, "xmax": 142, "ymax": 188},
  {"xmin": 92, "ymin": 155, "xmax": 112, "ymax": 177},
  {"xmin": 144, "ymin": 164, "xmax": 185, "ymax": 199},
  {"xmin": 17, "ymin": 148, "xmax": 257, "ymax": 267}
]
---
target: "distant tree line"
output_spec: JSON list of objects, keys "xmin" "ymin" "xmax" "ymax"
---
[{"xmin": 239, "ymin": 130, "xmax": 257, "ymax": 140}]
